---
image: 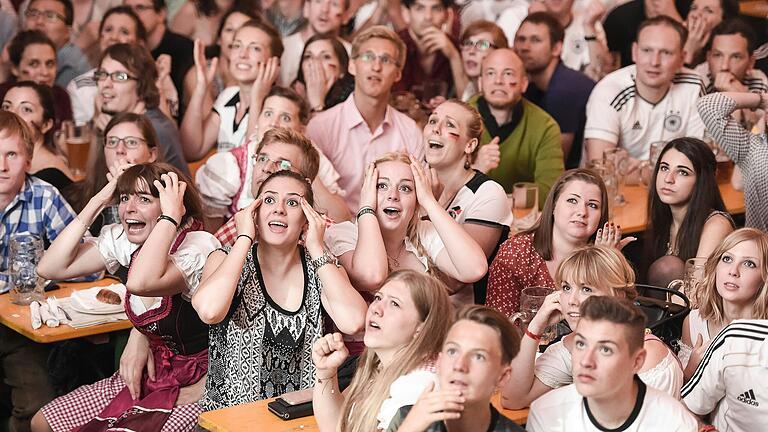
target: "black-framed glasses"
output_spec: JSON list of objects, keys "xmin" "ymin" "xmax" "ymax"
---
[
  {"xmin": 252, "ymin": 153, "xmax": 293, "ymax": 171},
  {"xmin": 461, "ymin": 39, "xmax": 496, "ymax": 51},
  {"xmin": 354, "ymin": 51, "xmax": 400, "ymax": 67},
  {"xmin": 93, "ymin": 70, "xmax": 136, "ymax": 82},
  {"xmin": 105, "ymin": 136, "xmax": 146, "ymax": 149},
  {"xmin": 25, "ymin": 8, "xmax": 67, "ymax": 23}
]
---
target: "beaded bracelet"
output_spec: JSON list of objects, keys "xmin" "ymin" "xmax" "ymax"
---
[
  {"xmin": 356, "ymin": 206, "xmax": 375, "ymax": 220},
  {"xmin": 156, "ymin": 214, "xmax": 179, "ymax": 227}
]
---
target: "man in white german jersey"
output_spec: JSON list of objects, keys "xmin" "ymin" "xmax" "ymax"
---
[{"xmin": 584, "ymin": 16, "xmax": 706, "ymax": 164}]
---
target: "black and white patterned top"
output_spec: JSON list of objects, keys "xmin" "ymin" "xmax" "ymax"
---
[
  {"xmin": 199, "ymin": 245, "xmax": 324, "ymax": 411},
  {"xmin": 697, "ymin": 93, "xmax": 768, "ymax": 232}
]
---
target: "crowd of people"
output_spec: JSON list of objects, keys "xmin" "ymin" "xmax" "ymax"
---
[{"xmin": 0, "ymin": 0, "xmax": 766, "ymax": 431}]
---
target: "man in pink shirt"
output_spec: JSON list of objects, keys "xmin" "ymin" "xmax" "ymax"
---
[{"xmin": 306, "ymin": 25, "xmax": 425, "ymax": 211}]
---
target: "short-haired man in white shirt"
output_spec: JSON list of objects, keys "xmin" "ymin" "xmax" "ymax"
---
[
  {"xmin": 527, "ymin": 296, "xmax": 697, "ymax": 432},
  {"xmin": 682, "ymin": 320, "xmax": 768, "ymax": 432},
  {"xmin": 584, "ymin": 16, "xmax": 706, "ymax": 164}
]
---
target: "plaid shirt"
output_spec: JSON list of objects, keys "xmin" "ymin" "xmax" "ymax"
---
[{"xmin": 0, "ymin": 176, "xmax": 76, "ymax": 291}]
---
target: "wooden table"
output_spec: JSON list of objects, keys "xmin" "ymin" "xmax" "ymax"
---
[
  {"xmin": 198, "ymin": 393, "xmax": 528, "ymax": 431},
  {"xmin": 0, "ymin": 279, "xmax": 133, "ymax": 343},
  {"xmin": 613, "ymin": 182, "xmax": 745, "ymax": 234}
]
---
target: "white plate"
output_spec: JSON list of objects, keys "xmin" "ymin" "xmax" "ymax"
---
[{"xmin": 69, "ymin": 284, "xmax": 126, "ymax": 315}]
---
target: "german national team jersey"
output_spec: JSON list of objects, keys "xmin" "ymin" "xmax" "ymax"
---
[
  {"xmin": 584, "ymin": 65, "xmax": 706, "ymax": 160},
  {"xmin": 694, "ymin": 63, "xmax": 768, "ymax": 94},
  {"xmin": 682, "ymin": 320, "xmax": 768, "ymax": 432}
]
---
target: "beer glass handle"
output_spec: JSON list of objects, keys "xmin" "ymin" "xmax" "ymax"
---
[{"xmin": 509, "ymin": 312, "xmax": 524, "ymax": 327}]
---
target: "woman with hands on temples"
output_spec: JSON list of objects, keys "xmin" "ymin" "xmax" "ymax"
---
[
  {"xmin": 34, "ymin": 163, "xmax": 220, "ymax": 432},
  {"xmin": 192, "ymin": 170, "xmax": 367, "ymax": 410},
  {"xmin": 323, "ymin": 152, "xmax": 488, "ymax": 306}
]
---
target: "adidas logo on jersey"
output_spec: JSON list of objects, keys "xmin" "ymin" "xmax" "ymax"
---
[
  {"xmin": 738, "ymin": 389, "xmax": 759, "ymax": 406},
  {"xmin": 632, "ymin": 121, "xmax": 642, "ymax": 130}
]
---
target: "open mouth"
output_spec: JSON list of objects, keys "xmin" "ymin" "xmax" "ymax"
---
[
  {"xmin": 723, "ymin": 282, "xmax": 739, "ymax": 290},
  {"xmin": 368, "ymin": 320, "xmax": 381, "ymax": 330},
  {"xmin": 125, "ymin": 219, "xmax": 146, "ymax": 234},
  {"xmin": 427, "ymin": 139, "xmax": 444, "ymax": 149},
  {"xmin": 382, "ymin": 207, "xmax": 401, "ymax": 217},
  {"xmin": 235, "ymin": 63, "xmax": 252, "ymax": 71},
  {"xmin": 567, "ymin": 312, "xmax": 580, "ymax": 318},
  {"xmin": 267, "ymin": 221, "xmax": 288, "ymax": 232}
]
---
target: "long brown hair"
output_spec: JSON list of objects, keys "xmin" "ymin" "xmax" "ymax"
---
[
  {"xmin": 698, "ymin": 228, "xmax": 768, "ymax": 325},
  {"xmin": 338, "ymin": 270, "xmax": 452, "ymax": 432},
  {"xmin": 527, "ymin": 169, "xmax": 609, "ymax": 260}
]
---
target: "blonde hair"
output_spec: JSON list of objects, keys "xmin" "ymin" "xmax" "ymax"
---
[
  {"xmin": 698, "ymin": 228, "xmax": 768, "ymax": 325},
  {"xmin": 373, "ymin": 152, "xmax": 439, "ymax": 277},
  {"xmin": 338, "ymin": 270, "xmax": 452, "ymax": 432},
  {"xmin": 555, "ymin": 245, "xmax": 638, "ymax": 300},
  {"xmin": 351, "ymin": 25, "xmax": 407, "ymax": 70},
  {"xmin": 439, "ymin": 99, "xmax": 483, "ymax": 163}
]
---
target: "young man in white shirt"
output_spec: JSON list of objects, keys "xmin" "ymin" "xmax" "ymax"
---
[
  {"xmin": 682, "ymin": 320, "xmax": 768, "ymax": 432},
  {"xmin": 584, "ymin": 16, "xmax": 706, "ymax": 164},
  {"xmin": 527, "ymin": 296, "xmax": 697, "ymax": 432}
]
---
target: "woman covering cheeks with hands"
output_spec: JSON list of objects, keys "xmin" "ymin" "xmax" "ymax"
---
[
  {"xmin": 34, "ymin": 163, "xmax": 220, "ymax": 431},
  {"xmin": 193, "ymin": 170, "xmax": 366, "ymax": 410},
  {"xmin": 500, "ymin": 245, "xmax": 683, "ymax": 411},
  {"xmin": 324, "ymin": 152, "xmax": 488, "ymax": 299}
]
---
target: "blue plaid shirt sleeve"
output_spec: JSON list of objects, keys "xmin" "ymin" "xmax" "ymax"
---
[{"xmin": 42, "ymin": 188, "xmax": 76, "ymax": 243}]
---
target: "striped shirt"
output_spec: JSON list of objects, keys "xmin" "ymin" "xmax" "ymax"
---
[
  {"xmin": 682, "ymin": 320, "xmax": 768, "ymax": 432},
  {"xmin": 697, "ymin": 93, "xmax": 768, "ymax": 231}
]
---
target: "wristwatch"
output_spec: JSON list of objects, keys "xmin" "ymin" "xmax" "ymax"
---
[{"xmin": 310, "ymin": 250, "xmax": 340, "ymax": 270}]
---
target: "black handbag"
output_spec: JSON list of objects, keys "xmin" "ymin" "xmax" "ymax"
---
[
  {"xmin": 267, "ymin": 398, "xmax": 313, "ymax": 420},
  {"xmin": 634, "ymin": 284, "xmax": 691, "ymax": 352}
]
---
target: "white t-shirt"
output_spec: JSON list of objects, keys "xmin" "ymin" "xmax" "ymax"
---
[
  {"xmin": 584, "ymin": 65, "xmax": 706, "ymax": 160},
  {"xmin": 560, "ymin": 15, "xmax": 606, "ymax": 74},
  {"xmin": 682, "ymin": 320, "xmax": 768, "ymax": 432},
  {"xmin": 195, "ymin": 134, "xmax": 345, "ymax": 218},
  {"xmin": 278, "ymin": 33, "xmax": 352, "ymax": 87},
  {"xmin": 527, "ymin": 379, "xmax": 698, "ymax": 431},
  {"xmin": 447, "ymin": 171, "xmax": 512, "ymax": 306},
  {"xmin": 535, "ymin": 338, "xmax": 684, "ymax": 399},
  {"xmin": 87, "ymin": 223, "xmax": 221, "ymax": 305}
]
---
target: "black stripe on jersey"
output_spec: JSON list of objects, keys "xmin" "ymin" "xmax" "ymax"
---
[
  {"xmin": 614, "ymin": 91, "xmax": 637, "ymax": 112},
  {"xmin": 681, "ymin": 321, "xmax": 768, "ymax": 397},
  {"xmin": 464, "ymin": 218, "xmax": 508, "ymax": 229},
  {"xmin": 610, "ymin": 86, "xmax": 636, "ymax": 110},
  {"xmin": 465, "ymin": 171, "xmax": 493, "ymax": 193},
  {"xmin": 672, "ymin": 76, "xmax": 707, "ymax": 96}
]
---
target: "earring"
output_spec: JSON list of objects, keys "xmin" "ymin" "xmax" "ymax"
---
[{"xmin": 464, "ymin": 153, "xmax": 472, "ymax": 170}]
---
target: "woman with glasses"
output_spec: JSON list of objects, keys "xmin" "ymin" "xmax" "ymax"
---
[
  {"xmin": 181, "ymin": 19, "xmax": 283, "ymax": 161},
  {"xmin": 456, "ymin": 21, "xmax": 508, "ymax": 101},
  {"xmin": 1, "ymin": 81, "xmax": 73, "ymax": 190},
  {"xmin": 65, "ymin": 112, "xmax": 160, "ymax": 236},
  {"xmin": 292, "ymin": 33, "xmax": 355, "ymax": 114}
]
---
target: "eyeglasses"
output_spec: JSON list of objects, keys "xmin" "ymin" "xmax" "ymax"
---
[
  {"xmin": 129, "ymin": 4, "xmax": 154, "ymax": 12},
  {"xmin": 25, "ymin": 8, "xmax": 67, "ymax": 23},
  {"xmin": 252, "ymin": 154, "xmax": 293, "ymax": 171},
  {"xmin": 105, "ymin": 136, "xmax": 147, "ymax": 149},
  {"xmin": 354, "ymin": 51, "xmax": 400, "ymax": 67},
  {"xmin": 93, "ymin": 70, "xmax": 136, "ymax": 82},
  {"xmin": 461, "ymin": 39, "xmax": 496, "ymax": 51}
]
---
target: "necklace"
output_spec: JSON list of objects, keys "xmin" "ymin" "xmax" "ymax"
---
[{"xmin": 387, "ymin": 242, "xmax": 406, "ymax": 268}]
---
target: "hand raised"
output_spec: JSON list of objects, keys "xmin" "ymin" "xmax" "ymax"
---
[
  {"xmin": 359, "ymin": 162, "xmax": 379, "ymax": 210},
  {"xmin": 409, "ymin": 154, "xmax": 438, "ymax": 209},
  {"xmin": 301, "ymin": 197, "xmax": 327, "ymax": 256},
  {"xmin": 396, "ymin": 382, "xmax": 465, "ymax": 432},
  {"xmin": 153, "ymin": 172, "xmax": 187, "ymax": 224},
  {"xmin": 312, "ymin": 332, "xmax": 349, "ymax": 373},
  {"xmin": 527, "ymin": 291, "xmax": 564, "ymax": 335},
  {"xmin": 473, "ymin": 137, "xmax": 501, "ymax": 174},
  {"xmin": 234, "ymin": 198, "xmax": 261, "ymax": 241},
  {"xmin": 193, "ymin": 38, "xmax": 218, "ymax": 90},
  {"xmin": 594, "ymin": 222, "xmax": 637, "ymax": 251}
]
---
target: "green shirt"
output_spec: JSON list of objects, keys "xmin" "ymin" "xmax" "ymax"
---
[{"xmin": 469, "ymin": 96, "xmax": 564, "ymax": 208}]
